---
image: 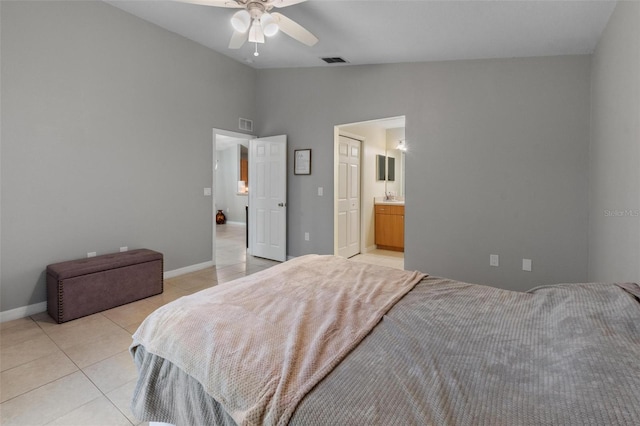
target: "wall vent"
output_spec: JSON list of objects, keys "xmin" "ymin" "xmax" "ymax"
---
[
  {"xmin": 321, "ymin": 57, "xmax": 349, "ymax": 64},
  {"xmin": 239, "ymin": 117, "xmax": 253, "ymax": 132}
]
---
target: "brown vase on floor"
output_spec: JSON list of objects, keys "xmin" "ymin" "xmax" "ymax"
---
[{"xmin": 216, "ymin": 210, "xmax": 226, "ymax": 225}]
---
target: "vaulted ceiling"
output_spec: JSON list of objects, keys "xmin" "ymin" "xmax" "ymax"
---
[{"xmin": 106, "ymin": 0, "xmax": 616, "ymax": 69}]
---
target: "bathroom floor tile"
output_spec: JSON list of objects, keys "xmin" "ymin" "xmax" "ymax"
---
[{"xmin": 350, "ymin": 249, "xmax": 404, "ymax": 270}]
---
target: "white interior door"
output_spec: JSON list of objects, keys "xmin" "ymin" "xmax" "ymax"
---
[
  {"xmin": 249, "ymin": 135, "xmax": 287, "ymax": 262},
  {"xmin": 337, "ymin": 135, "xmax": 361, "ymax": 258}
]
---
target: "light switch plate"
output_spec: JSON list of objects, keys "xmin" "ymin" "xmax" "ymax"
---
[
  {"xmin": 490, "ymin": 254, "xmax": 499, "ymax": 267},
  {"xmin": 318, "ymin": 187, "xmax": 323, "ymax": 196},
  {"xmin": 523, "ymin": 259, "xmax": 532, "ymax": 271}
]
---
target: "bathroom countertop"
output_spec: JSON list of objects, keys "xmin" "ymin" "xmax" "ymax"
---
[{"xmin": 374, "ymin": 198, "xmax": 405, "ymax": 206}]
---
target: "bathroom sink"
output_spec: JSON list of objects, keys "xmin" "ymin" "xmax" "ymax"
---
[{"xmin": 376, "ymin": 200, "xmax": 405, "ymax": 205}]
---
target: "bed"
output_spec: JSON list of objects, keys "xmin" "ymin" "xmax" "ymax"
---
[{"xmin": 130, "ymin": 255, "xmax": 640, "ymax": 425}]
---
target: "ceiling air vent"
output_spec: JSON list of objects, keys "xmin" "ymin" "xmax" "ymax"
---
[
  {"xmin": 239, "ymin": 117, "xmax": 253, "ymax": 132},
  {"xmin": 321, "ymin": 57, "xmax": 348, "ymax": 64}
]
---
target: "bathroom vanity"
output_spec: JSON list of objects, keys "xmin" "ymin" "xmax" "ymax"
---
[{"xmin": 374, "ymin": 200, "xmax": 405, "ymax": 252}]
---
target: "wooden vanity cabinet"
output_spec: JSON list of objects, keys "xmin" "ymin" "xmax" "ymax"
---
[{"xmin": 375, "ymin": 205, "xmax": 404, "ymax": 251}]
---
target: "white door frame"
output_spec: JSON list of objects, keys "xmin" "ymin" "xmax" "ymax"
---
[{"xmin": 212, "ymin": 128, "xmax": 254, "ymax": 265}]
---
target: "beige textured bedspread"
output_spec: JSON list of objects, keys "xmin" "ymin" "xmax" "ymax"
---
[{"xmin": 130, "ymin": 254, "xmax": 425, "ymax": 426}]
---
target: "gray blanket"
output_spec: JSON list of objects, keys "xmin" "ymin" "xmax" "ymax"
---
[{"xmin": 132, "ymin": 276, "xmax": 640, "ymax": 425}]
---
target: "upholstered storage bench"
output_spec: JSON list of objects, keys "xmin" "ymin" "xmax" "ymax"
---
[{"xmin": 46, "ymin": 249, "xmax": 163, "ymax": 323}]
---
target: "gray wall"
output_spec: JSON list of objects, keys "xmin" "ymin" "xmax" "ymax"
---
[
  {"xmin": 1, "ymin": 1, "xmax": 607, "ymax": 314},
  {"xmin": 257, "ymin": 56, "xmax": 591, "ymax": 291},
  {"xmin": 0, "ymin": 1, "xmax": 256, "ymax": 311},
  {"xmin": 588, "ymin": 1, "xmax": 640, "ymax": 283}
]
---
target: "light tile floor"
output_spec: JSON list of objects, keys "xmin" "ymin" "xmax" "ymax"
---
[
  {"xmin": 0, "ymin": 224, "xmax": 403, "ymax": 425},
  {"xmin": 0, "ymin": 223, "xmax": 277, "ymax": 426},
  {"xmin": 350, "ymin": 249, "xmax": 404, "ymax": 270}
]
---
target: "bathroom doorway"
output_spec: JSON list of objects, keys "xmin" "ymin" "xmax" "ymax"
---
[{"xmin": 333, "ymin": 116, "xmax": 406, "ymax": 269}]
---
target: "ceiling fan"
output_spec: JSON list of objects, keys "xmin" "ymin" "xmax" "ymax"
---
[{"xmin": 177, "ymin": 0, "xmax": 318, "ymax": 52}]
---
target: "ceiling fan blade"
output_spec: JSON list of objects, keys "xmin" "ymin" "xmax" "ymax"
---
[
  {"xmin": 271, "ymin": 0, "xmax": 307, "ymax": 8},
  {"xmin": 229, "ymin": 30, "xmax": 248, "ymax": 49},
  {"xmin": 174, "ymin": 0, "xmax": 242, "ymax": 8},
  {"xmin": 271, "ymin": 12, "xmax": 318, "ymax": 46}
]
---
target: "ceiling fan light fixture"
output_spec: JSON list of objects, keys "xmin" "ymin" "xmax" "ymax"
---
[
  {"xmin": 260, "ymin": 13, "xmax": 279, "ymax": 37},
  {"xmin": 231, "ymin": 10, "xmax": 251, "ymax": 33},
  {"xmin": 248, "ymin": 19, "xmax": 265, "ymax": 44}
]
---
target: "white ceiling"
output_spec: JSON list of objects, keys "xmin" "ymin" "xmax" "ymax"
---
[{"xmin": 106, "ymin": 0, "xmax": 617, "ymax": 69}]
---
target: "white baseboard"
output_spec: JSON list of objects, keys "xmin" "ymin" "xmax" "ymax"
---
[
  {"xmin": 0, "ymin": 301, "xmax": 47, "ymax": 323},
  {"xmin": 221, "ymin": 221, "xmax": 246, "ymax": 226},
  {"xmin": 163, "ymin": 260, "xmax": 215, "ymax": 279},
  {"xmin": 363, "ymin": 245, "xmax": 377, "ymax": 254}
]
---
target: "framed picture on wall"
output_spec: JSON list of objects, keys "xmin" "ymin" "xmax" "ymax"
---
[{"xmin": 294, "ymin": 149, "xmax": 312, "ymax": 175}]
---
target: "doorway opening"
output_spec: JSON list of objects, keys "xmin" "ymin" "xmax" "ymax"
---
[
  {"xmin": 212, "ymin": 128, "xmax": 253, "ymax": 267},
  {"xmin": 333, "ymin": 116, "xmax": 406, "ymax": 269}
]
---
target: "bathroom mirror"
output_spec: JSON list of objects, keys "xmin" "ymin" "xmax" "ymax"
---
[
  {"xmin": 383, "ymin": 130, "xmax": 405, "ymax": 197},
  {"xmin": 377, "ymin": 154, "xmax": 396, "ymax": 182},
  {"xmin": 376, "ymin": 154, "xmax": 386, "ymax": 181},
  {"xmin": 387, "ymin": 156, "xmax": 395, "ymax": 182}
]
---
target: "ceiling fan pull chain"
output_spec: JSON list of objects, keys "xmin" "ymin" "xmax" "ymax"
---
[{"xmin": 254, "ymin": 43, "xmax": 260, "ymax": 57}]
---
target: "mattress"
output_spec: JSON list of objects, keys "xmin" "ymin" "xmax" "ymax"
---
[{"xmin": 131, "ymin": 263, "xmax": 640, "ymax": 425}]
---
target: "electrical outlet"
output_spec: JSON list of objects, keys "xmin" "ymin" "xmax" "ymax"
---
[
  {"xmin": 87, "ymin": 252, "xmax": 97, "ymax": 258},
  {"xmin": 523, "ymin": 259, "xmax": 532, "ymax": 271},
  {"xmin": 490, "ymin": 254, "xmax": 499, "ymax": 267},
  {"xmin": 305, "ymin": 232, "xmax": 310, "ymax": 241},
  {"xmin": 204, "ymin": 188, "xmax": 212, "ymax": 196},
  {"xmin": 120, "ymin": 247, "xmax": 128, "ymax": 252}
]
